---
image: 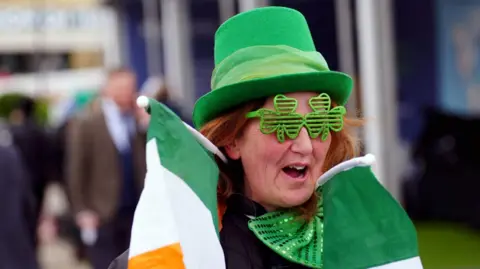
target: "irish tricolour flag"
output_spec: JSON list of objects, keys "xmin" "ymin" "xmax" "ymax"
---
[
  {"xmin": 129, "ymin": 96, "xmax": 422, "ymax": 269},
  {"xmin": 128, "ymin": 97, "xmax": 225, "ymax": 269}
]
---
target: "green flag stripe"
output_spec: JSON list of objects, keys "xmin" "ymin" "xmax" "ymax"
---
[
  {"xmin": 146, "ymin": 99, "xmax": 220, "ymax": 234},
  {"xmin": 323, "ymin": 166, "xmax": 419, "ymax": 268}
]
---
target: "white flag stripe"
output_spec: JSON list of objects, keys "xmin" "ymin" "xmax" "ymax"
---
[
  {"xmin": 369, "ymin": 256, "xmax": 423, "ymax": 269},
  {"xmin": 130, "ymin": 139, "xmax": 225, "ymax": 268},
  {"xmin": 162, "ymin": 162, "xmax": 225, "ymax": 268},
  {"xmin": 129, "ymin": 140, "xmax": 179, "ymax": 258}
]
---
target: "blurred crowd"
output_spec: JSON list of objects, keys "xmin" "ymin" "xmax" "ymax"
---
[{"xmin": 0, "ymin": 67, "xmax": 188, "ymax": 269}]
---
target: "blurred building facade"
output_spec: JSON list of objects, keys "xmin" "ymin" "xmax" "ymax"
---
[{"xmin": 0, "ymin": 0, "xmax": 120, "ymax": 99}]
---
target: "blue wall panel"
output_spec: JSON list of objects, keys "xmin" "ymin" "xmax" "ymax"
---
[
  {"xmin": 395, "ymin": 0, "xmax": 437, "ymax": 142},
  {"xmin": 122, "ymin": 1, "xmax": 148, "ymax": 89},
  {"xmin": 190, "ymin": 0, "xmax": 219, "ymax": 100},
  {"xmin": 272, "ymin": 0, "xmax": 339, "ymax": 70}
]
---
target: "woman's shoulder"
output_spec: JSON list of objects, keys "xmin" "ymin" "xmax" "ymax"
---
[
  {"xmin": 220, "ymin": 211, "xmax": 260, "ymax": 269},
  {"xmin": 220, "ymin": 195, "xmax": 266, "ymax": 253}
]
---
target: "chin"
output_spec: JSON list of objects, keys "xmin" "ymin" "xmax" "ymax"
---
[{"xmin": 280, "ymin": 188, "xmax": 314, "ymax": 208}]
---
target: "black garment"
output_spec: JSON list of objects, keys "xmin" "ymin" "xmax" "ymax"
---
[
  {"xmin": 221, "ymin": 194, "xmax": 308, "ymax": 269},
  {"xmin": 162, "ymin": 100, "xmax": 193, "ymax": 127},
  {"xmin": 118, "ymin": 148, "xmax": 137, "ymax": 209},
  {"xmin": 403, "ymin": 108, "xmax": 480, "ymax": 228},
  {"xmin": 9, "ymin": 119, "xmax": 52, "ymax": 246},
  {"xmin": 107, "ymin": 195, "xmax": 307, "ymax": 269},
  {"xmin": 107, "ymin": 249, "xmax": 128, "ymax": 269},
  {"xmin": 0, "ymin": 132, "xmax": 39, "ymax": 269},
  {"xmin": 89, "ymin": 208, "xmax": 134, "ymax": 269}
]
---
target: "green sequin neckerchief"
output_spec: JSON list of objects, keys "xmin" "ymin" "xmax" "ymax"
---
[{"xmin": 247, "ymin": 188, "xmax": 324, "ymax": 268}]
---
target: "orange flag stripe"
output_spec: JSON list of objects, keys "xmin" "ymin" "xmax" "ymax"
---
[{"xmin": 128, "ymin": 242, "xmax": 186, "ymax": 269}]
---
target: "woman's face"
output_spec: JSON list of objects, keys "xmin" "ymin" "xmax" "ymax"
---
[{"xmin": 226, "ymin": 92, "xmax": 332, "ymax": 211}]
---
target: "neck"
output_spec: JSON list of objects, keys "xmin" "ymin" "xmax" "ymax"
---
[
  {"xmin": 244, "ymin": 187, "xmax": 278, "ymax": 212},
  {"xmin": 259, "ymin": 203, "xmax": 277, "ymax": 212}
]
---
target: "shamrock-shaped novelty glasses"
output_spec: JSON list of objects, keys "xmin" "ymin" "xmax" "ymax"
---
[{"xmin": 245, "ymin": 93, "xmax": 346, "ymax": 143}]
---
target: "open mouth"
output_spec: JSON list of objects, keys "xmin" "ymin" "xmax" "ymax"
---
[{"xmin": 282, "ymin": 165, "xmax": 308, "ymax": 179}]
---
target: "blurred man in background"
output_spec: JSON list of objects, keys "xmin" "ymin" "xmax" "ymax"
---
[
  {"xmin": 66, "ymin": 67, "xmax": 146, "ymax": 269},
  {"xmin": 136, "ymin": 76, "xmax": 192, "ymax": 129}
]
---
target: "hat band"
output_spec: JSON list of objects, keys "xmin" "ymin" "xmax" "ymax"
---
[{"xmin": 211, "ymin": 45, "xmax": 330, "ymax": 90}]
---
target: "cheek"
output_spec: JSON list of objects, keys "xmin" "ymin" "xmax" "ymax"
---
[
  {"xmin": 238, "ymin": 125, "xmax": 289, "ymax": 185},
  {"xmin": 240, "ymin": 121, "xmax": 284, "ymax": 153},
  {"xmin": 313, "ymin": 137, "xmax": 332, "ymax": 156},
  {"xmin": 310, "ymin": 136, "xmax": 333, "ymax": 172},
  {"xmin": 240, "ymin": 128, "xmax": 286, "ymax": 166}
]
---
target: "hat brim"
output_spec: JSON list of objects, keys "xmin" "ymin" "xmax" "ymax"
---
[{"xmin": 193, "ymin": 71, "xmax": 353, "ymax": 128}]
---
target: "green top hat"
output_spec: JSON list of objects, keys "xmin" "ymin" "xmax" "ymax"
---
[{"xmin": 193, "ymin": 6, "xmax": 353, "ymax": 128}]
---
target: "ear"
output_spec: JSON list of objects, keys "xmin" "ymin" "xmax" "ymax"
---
[{"xmin": 224, "ymin": 140, "xmax": 241, "ymax": 160}]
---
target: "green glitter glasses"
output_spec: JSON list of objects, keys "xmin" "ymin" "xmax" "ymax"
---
[{"xmin": 245, "ymin": 93, "xmax": 346, "ymax": 143}]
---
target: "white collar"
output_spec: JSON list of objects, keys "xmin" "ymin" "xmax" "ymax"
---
[{"xmin": 101, "ymin": 98, "xmax": 134, "ymax": 152}]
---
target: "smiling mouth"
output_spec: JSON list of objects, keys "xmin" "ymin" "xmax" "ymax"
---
[{"xmin": 282, "ymin": 165, "xmax": 308, "ymax": 179}]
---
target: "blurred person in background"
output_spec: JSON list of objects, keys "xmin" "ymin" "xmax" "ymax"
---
[
  {"xmin": 52, "ymin": 91, "xmax": 101, "ymax": 193},
  {"xmin": 0, "ymin": 121, "xmax": 38, "ymax": 269},
  {"xmin": 66, "ymin": 67, "xmax": 146, "ymax": 269},
  {"xmin": 136, "ymin": 76, "xmax": 192, "ymax": 129},
  {"xmin": 154, "ymin": 85, "xmax": 192, "ymax": 125},
  {"xmin": 8, "ymin": 96, "xmax": 52, "ymax": 249},
  {"xmin": 50, "ymin": 92, "xmax": 101, "ymax": 263}
]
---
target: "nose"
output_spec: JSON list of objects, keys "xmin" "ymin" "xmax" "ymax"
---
[{"xmin": 291, "ymin": 128, "xmax": 313, "ymax": 155}]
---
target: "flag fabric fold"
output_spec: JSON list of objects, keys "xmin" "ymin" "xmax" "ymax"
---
[
  {"xmin": 128, "ymin": 98, "xmax": 225, "ymax": 269},
  {"xmin": 321, "ymin": 155, "xmax": 423, "ymax": 269}
]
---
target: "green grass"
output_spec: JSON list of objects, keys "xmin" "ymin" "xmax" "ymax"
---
[{"xmin": 416, "ymin": 222, "xmax": 480, "ymax": 269}]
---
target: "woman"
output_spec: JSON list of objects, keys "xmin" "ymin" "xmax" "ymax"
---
[
  {"xmin": 111, "ymin": 6, "xmax": 366, "ymax": 269},
  {"xmin": 194, "ymin": 7, "xmax": 358, "ymax": 268}
]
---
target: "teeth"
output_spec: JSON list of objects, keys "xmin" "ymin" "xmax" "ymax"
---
[{"xmin": 288, "ymin": 165, "xmax": 306, "ymax": 170}]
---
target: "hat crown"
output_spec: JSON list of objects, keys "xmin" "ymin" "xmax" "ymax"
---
[
  {"xmin": 192, "ymin": 6, "xmax": 352, "ymax": 129},
  {"xmin": 214, "ymin": 6, "xmax": 316, "ymax": 65}
]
